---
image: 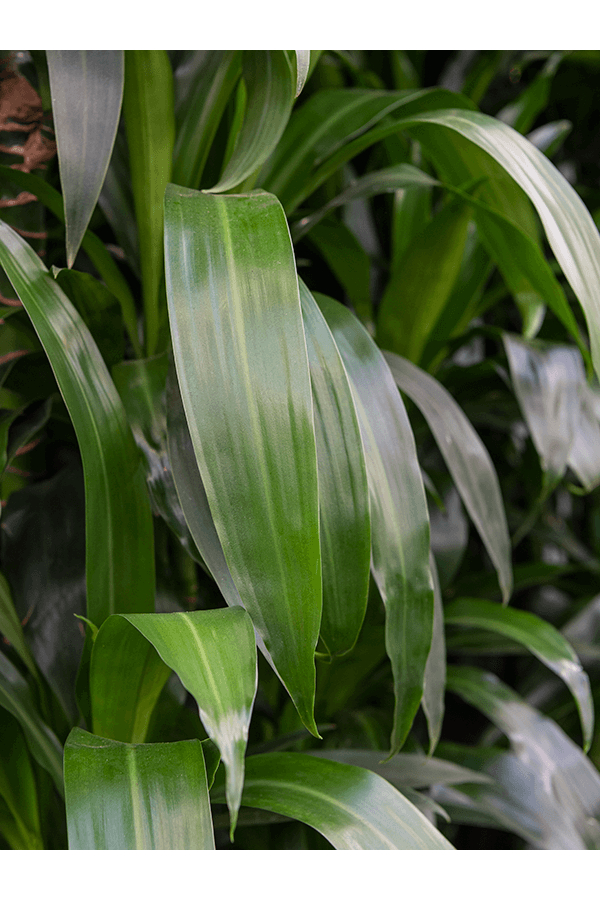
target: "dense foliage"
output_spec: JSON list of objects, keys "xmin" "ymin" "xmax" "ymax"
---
[{"xmin": 1, "ymin": 49, "xmax": 600, "ymax": 850}]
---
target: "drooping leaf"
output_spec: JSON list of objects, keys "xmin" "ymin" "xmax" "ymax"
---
[
  {"xmin": 164, "ymin": 185, "xmax": 321, "ymax": 736},
  {"xmin": 210, "ymin": 51, "xmax": 296, "ymax": 193},
  {"xmin": 384, "ymin": 351, "xmax": 512, "ymax": 602},
  {"xmin": 64, "ymin": 728, "xmax": 214, "ymax": 850},
  {"xmin": 47, "ymin": 51, "xmax": 124, "ymax": 268},
  {"xmin": 447, "ymin": 666, "xmax": 600, "ymax": 849},
  {"xmin": 397, "ymin": 109, "xmax": 600, "ymax": 383},
  {"xmin": 211, "ymin": 752, "xmax": 454, "ymax": 849},
  {"xmin": 445, "ymin": 597, "xmax": 594, "ymax": 750},
  {"xmin": 315, "ymin": 292, "xmax": 433, "ymax": 753},
  {"xmin": 0, "ymin": 222, "xmax": 155, "ymax": 628},
  {"xmin": 299, "ymin": 282, "xmax": 370, "ymax": 657},
  {"xmin": 119, "ymin": 608, "xmax": 257, "ymax": 837}
]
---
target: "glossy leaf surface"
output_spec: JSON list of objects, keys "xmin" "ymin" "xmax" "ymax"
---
[
  {"xmin": 445, "ymin": 597, "xmax": 593, "ymax": 750},
  {"xmin": 165, "ymin": 185, "xmax": 321, "ymax": 736},
  {"xmin": 65, "ymin": 729, "xmax": 214, "ymax": 849},
  {"xmin": 385, "ymin": 351, "xmax": 512, "ymax": 602},
  {"xmin": 212, "ymin": 752, "xmax": 454, "ymax": 849},
  {"xmin": 47, "ymin": 51, "xmax": 124, "ymax": 267},
  {"xmin": 310, "ymin": 748, "xmax": 492, "ymax": 789},
  {"xmin": 316, "ymin": 292, "xmax": 433, "ymax": 753},
  {"xmin": 0, "ymin": 222, "xmax": 155, "ymax": 627}
]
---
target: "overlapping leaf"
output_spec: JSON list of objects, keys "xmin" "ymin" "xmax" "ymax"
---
[
  {"xmin": 0, "ymin": 222, "xmax": 155, "ymax": 628},
  {"xmin": 65, "ymin": 729, "xmax": 214, "ymax": 850},
  {"xmin": 315, "ymin": 292, "xmax": 433, "ymax": 753},
  {"xmin": 384, "ymin": 351, "xmax": 512, "ymax": 602},
  {"xmin": 164, "ymin": 186, "xmax": 321, "ymax": 736}
]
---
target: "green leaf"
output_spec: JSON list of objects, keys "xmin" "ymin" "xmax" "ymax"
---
[
  {"xmin": 123, "ymin": 50, "xmax": 174, "ymax": 356},
  {"xmin": 445, "ymin": 597, "xmax": 594, "ymax": 751},
  {"xmin": 0, "ymin": 569, "xmax": 36, "ymax": 678},
  {"xmin": 212, "ymin": 752, "xmax": 454, "ymax": 849},
  {"xmin": 64, "ymin": 728, "xmax": 214, "ymax": 849},
  {"xmin": 164, "ymin": 186, "xmax": 321, "ymax": 737},
  {"xmin": 422, "ymin": 554, "xmax": 445, "ymax": 753},
  {"xmin": 398, "ymin": 109, "xmax": 600, "ymax": 383},
  {"xmin": 0, "ymin": 650, "xmax": 63, "ymax": 796},
  {"xmin": 119, "ymin": 608, "xmax": 257, "ymax": 838},
  {"xmin": 384, "ymin": 351, "xmax": 512, "ymax": 602},
  {"xmin": 315, "ymin": 292, "xmax": 433, "ymax": 753},
  {"xmin": 567, "ymin": 380, "xmax": 600, "ymax": 492},
  {"xmin": 173, "ymin": 51, "xmax": 242, "ymax": 189},
  {"xmin": 47, "ymin": 51, "xmax": 124, "ymax": 268},
  {"xmin": 299, "ymin": 282, "xmax": 370, "ymax": 657},
  {"xmin": 0, "ymin": 708, "xmax": 42, "ymax": 849},
  {"xmin": 503, "ymin": 334, "xmax": 585, "ymax": 489},
  {"xmin": 210, "ymin": 51, "xmax": 296, "ymax": 193},
  {"xmin": 309, "ymin": 748, "xmax": 492, "ymax": 788},
  {"xmin": 0, "ymin": 222, "xmax": 155, "ymax": 627},
  {"xmin": 294, "ymin": 51, "xmax": 311, "ymax": 97},
  {"xmin": 447, "ymin": 666, "xmax": 600, "ymax": 848},
  {"xmin": 0, "ymin": 164, "xmax": 141, "ymax": 357},
  {"xmin": 304, "ymin": 219, "xmax": 373, "ymax": 325},
  {"xmin": 377, "ymin": 197, "xmax": 472, "ymax": 363}
]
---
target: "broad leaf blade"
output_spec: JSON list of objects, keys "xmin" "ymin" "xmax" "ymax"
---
[
  {"xmin": 445, "ymin": 597, "xmax": 593, "ymax": 750},
  {"xmin": 385, "ymin": 351, "xmax": 512, "ymax": 602},
  {"xmin": 212, "ymin": 752, "xmax": 454, "ymax": 849},
  {"xmin": 65, "ymin": 728, "xmax": 214, "ymax": 850},
  {"xmin": 47, "ymin": 50, "xmax": 124, "ymax": 268},
  {"xmin": 122, "ymin": 608, "xmax": 257, "ymax": 837},
  {"xmin": 316, "ymin": 292, "xmax": 433, "ymax": 753},
  {"xmin": 0, "ymin": 222, "xmax": 155, "ymax": 627},
  {"xmin": 164, "ymin": 185, "xmax": 321, "ymax": 737},
  {"xmin": 299, "ymin": 282, "xmax": 370, "ymax": 657}
]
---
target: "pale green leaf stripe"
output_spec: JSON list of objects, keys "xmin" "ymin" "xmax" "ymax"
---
[
  {"xmin": 0, "ymin": 222, "xmax": 155, "ymax": 627},
  {"xmin": 445, "ymin": 597, "xmax": 594, "ymax": 751},
  {"xmin": 164, "ymin": 185, "xmax": 321, "ymax": 737},
  {"xmin": 210, "ymin": 51, "xmax": 296, "ymax": 193},
  {"xmin": 299, "ymin": 282, "xmax": 370, "ymax": 657},
  {"xmin": 0, "ymin": 651, "xmax": 63, "ymax": 796},
  {"xmin": 213, "ymin": 752, "xmax": 454, "ymax": 849},
  {"xmin": 400, "ymin": 109, "xmax": 600, "ymax": 382},
  {"xmin": 47, "ymin": 51, "xmax": 124, "ymax": 268},
  {"xmin": 316, "ymin": 293, "xmax": 433, "ymax": 753},
  {"xmin": 65, "ymin": 729, "xmax": 214, "ymax": 850},
  {"xmin": 384, "ymin": 351, "xmax": 512, "ymax": 602}
]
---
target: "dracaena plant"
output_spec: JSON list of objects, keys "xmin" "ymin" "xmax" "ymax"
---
[{"xmin": 1, "ymin": 49, "xmax": 600, "ymax": 851}]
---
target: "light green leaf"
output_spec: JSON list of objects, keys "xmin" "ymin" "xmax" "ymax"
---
[
  {"xmin": 210, "ymin": 51, "xmax": 296, "ymax": 193},
  {"xmin": 422, "ymin": 554, "xmax": 445, "ymax": 753},
  {"xmin": 316, "ymin": 292, "xmax": 433, "ymax": 753},
  {"xmin": 123, "ymin": 50, "xmax": 174, "ymax": 356},
  {"xmin": 47, "ymin": 51, "xmax": 124, "ymax": 268},
  {"xmin": 65, "ymin": 729, "xmax": 214, "ymax": 849},
  {"xmin": 164, "ymin": 185, "xmax": 321, "ymax": 737},
  {"xmin": 212, "ymin": 752, "xmax": 454, "ymax": 849},
  {"xmin": 309, "ymin": 748, "xmax": 492, "ymax": 788},
  {"xmin": 0, "ymin": 222, "xmax": 155, "ymax": 627},
  {"xmin": 299, "ymin": 282, "xmax": 370, "ymax": 657},
  {"xmin": 121, "ymin": 607, "xmax": 257, "ymax": 838},
  {"xmin": 294, "ymin": 51, "xmax": 311, "ymax": 97},
  {"xmin": 384, "ymin": 351, "xmax": 512, "ymax": 602},
  {"xmin": 567, "ymin": 380, "xmax": 600, "ymax": 492},
  {"xmin": 445, "ymin": 597, "xmax": 593, "ymax": 750}
]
